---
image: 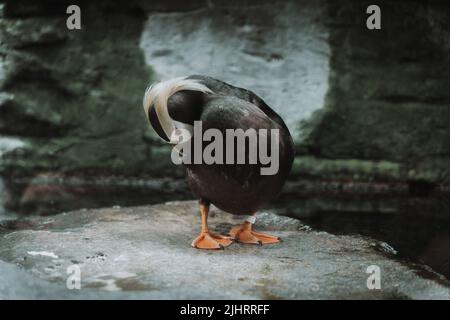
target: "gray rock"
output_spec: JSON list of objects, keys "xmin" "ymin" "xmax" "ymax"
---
[
  {"xmin": 140, "ymin": 0, "xmax": 330, "ymax": 137},
  {"xmin": 0, "ymin": 201, "xmax": 448, "ymax": 299},
  {"xmin": 300, "ymin": 0, "xmax": 450, "ymax": 183},
  {"xmin": 0, "ymin": 17, "xmax": 67, "ymax": 48}
]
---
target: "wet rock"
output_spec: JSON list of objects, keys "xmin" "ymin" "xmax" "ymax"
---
[
  {"xmin": 0, "ymin": 1, "xmax": 159, "ymax": 177},
  {"xmin": 0, "ymin": 259, "xmax": 74, "ymax": 299},
  {"xmin": 0, "ymin": 258, "xmax": 174, "ymax": 299},
  {"xmin": 0, "ymin": 201, "xmax": 448, "ymax": 299},
  {"xmin": 0, "ymin": 17, "xmax": 67, "ymax": 48},
  {"xmin": 300, "ymin": 0, "xmax": 450, "ymax": 183}
]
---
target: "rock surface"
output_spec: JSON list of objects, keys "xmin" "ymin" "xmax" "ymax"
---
[
  {"xmin": 140, "ymin": 0, "xmax": 330, "ymax": 135},
  {"xmin": 299, "ymin": 0, "xmax": 450, "ymax": 183},
  {"xmin": 0, "ymin": 201, "xmax": 449, "ymax": 299}
]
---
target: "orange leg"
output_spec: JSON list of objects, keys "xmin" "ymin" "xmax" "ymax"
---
[
  {"xmin": 230, "ymin": 213, "xmax": 281, "ymax": 245},
  {"xmin": 191, "ymin": 201, "xmax": 234, "ymax": 250}
]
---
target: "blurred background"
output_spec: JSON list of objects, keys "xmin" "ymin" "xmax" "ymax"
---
[{"xmin": 1, "ymin": 0, "xmax": 450, "ymax": 280}]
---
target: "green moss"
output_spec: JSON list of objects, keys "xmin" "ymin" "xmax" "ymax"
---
[
  {"xmin": 1, "ymin": 4, "xmax": 168, "ymax": 177},
  {"xmin": 408, "ymin": 157, "xmax": 450, "ymax": 182},
  {"xmin": 294, "ymin": 0, "xmax": 450, "ymax": 183},
  {"xmin": 291, "ymin": 156, "xmax": 403, "ymax": 181}
]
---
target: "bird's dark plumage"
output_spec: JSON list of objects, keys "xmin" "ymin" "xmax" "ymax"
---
[
  {"xmin": 143, "ymin": 75, "xmax": 294, "ymax": 249},
  {"xmin": 165, "ymin": 75, "xmax": 295, "ymax": 215}
]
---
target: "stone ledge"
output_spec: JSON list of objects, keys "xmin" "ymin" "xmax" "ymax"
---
[{"xmin": 0, "ymin": 200, "xmax": 449, "ymax": 299}]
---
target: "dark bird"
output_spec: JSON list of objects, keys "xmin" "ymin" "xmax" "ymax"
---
[{"xmin": 143, "ymin": 75, "xmax": 294, "ymax": 250}]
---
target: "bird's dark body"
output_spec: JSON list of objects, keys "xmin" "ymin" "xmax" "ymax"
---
[{"xmin": 176, "ymin": 75, "xmax": 295, "ymax": 215}]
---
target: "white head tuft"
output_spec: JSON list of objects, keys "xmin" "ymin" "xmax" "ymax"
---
[{"xmin": 143, "ymin": 76, "xmax": 213, "ymax": 142}]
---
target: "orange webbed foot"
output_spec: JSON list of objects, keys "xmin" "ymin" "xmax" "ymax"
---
[
  {"xmin": 191, "ymin": 231, "xmax": 234, "ymax": 250},
  {"xmin": 230, "ymin": 225, "xmax": 281, "ymax": 245}
]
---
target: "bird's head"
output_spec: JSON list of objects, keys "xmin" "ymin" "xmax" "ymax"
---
[{"xmin": 143, "ymin": 77, "xmax": 213, "ymax": 144}]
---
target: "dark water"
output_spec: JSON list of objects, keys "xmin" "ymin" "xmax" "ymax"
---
[{"xmin": 272, "ymin": 195, "xmax": 450, "ymax": 281}]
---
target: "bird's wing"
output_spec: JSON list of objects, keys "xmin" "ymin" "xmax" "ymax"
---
[
  {"xmin": 187, "ymin": 75, "xmax": 290, "ymax": 133},
  {"xmin": 197, "ymin": 95, "xmax": 288, "ymax": 187}
]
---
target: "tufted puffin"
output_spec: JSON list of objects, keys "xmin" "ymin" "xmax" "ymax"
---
[{"xmin": 143, "ymin": 75, "xmax": 295, "ymax": 250}]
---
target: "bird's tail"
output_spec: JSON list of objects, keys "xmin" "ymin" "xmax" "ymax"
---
[{"xmin": 143, "ymin": 76, "xmax": 213, "ymax": 142}]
